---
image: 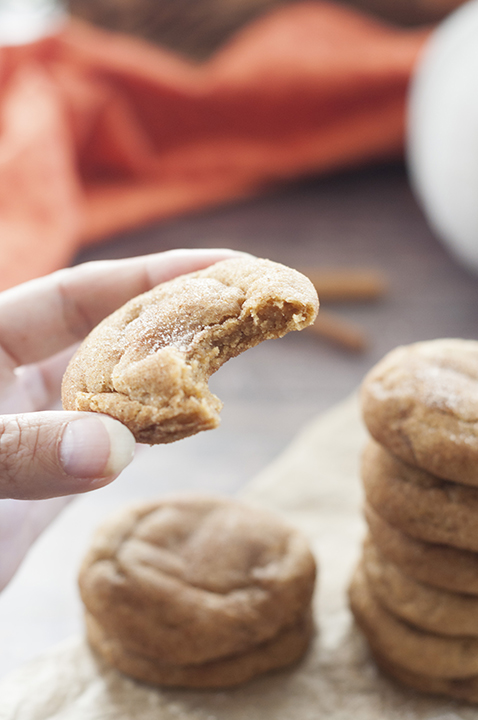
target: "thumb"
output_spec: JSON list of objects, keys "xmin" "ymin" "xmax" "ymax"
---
[{"xmin": 0, "ymin": 412, "xmax": 136, "ymax": 500}]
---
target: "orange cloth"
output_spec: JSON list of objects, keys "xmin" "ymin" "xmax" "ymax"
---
[{"xmin": 0, "ymin": 2, "xmax": 430, "ymax": 291}]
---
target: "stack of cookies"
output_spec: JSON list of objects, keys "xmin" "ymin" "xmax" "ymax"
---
[
  {"xmin": 349, "ymin": 338, "xmax": 478, "ymax": 703},
  {"xmin": 79, "ymin": 495, "xmax": 317, "ymax": 689}
]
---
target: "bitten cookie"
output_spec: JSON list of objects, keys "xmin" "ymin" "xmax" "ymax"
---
[
  {"xmin": 362, "ymin": 439, "xmax": 478, "ymax": 552},
  {"xmin": 365, "ymin": 503, "xmax": 478, "ymax": 595},
  {"xmin": 349, "ymin": 562, "xmax": 478, "ymax": 679},
  {"xmin": 62, "ymin": 257, "xmax": 318, "ymax": 444},
  {"xmin": 360, "ymin": 339, "xmax": 478, "ymax": 486},
  {"xmin": 363, "ymin": 537, "xmax": 478, "ymax": 637},
  {"xmin": 79, "ymin": 495, "xmax": 317, "ymax": 688}
]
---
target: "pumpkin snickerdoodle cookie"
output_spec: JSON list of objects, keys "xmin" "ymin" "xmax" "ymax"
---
[
  {"xmin": 349, "ymin": 562, "xmax": 478, "ymax": 679},
  {"xmin": 62, "ymin": 257, "xmax": 318, "ymax": 444},
  {"xmin": 84, "ymin": 608, "xmax": 313, "ymax": 689},
  {"xmin": 352, "ymin": 338, "xmax": 478, "ymax": 702},
  {"xmin": 360, "ymin": 338, "xmax": 478, "ymax": 486},
  {"xmin": 362, "ymin": 537, "xmax": 478, "ymax": 637},
  {"xmin": 362, "ymin": 439, "xmax": 478, "ymax": 552},
  {"xmin": 365, "ymin": 503, "xmax": 478, "ymax": 595},
  {"xmin": 79, "ymin": 495, "xmax": 317, "ymax": 688},
  {"xmin": 355, "ymin": 551, "xmax": 478, "ymax": 703},
  {"xmin": 374, "ymin": 652, "xmax": 478, "ymax": 705}
]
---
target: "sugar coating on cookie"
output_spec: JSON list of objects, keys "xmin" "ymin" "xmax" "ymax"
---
[
  {"xmin": 349, "ymin": 562, "xmax": 478, "ymax": 679},
  {"xmin": 61, "ymin": 257, "xmax": 319, "ymax": 444},
  {"xmin": 79, "ymin": 495, "xmax": 316, "ymax": 686},
  {"xmin": 360, "ymin": 338, "xmax": 478, "ymax": 485},
  {"xmin": 374, "ymin": 652, "xmax": 478, "ymax": 704},
  {"xmin": 362, "ymin": 537, "xmax": 478, "ymax": 637},
  {"xmin": 84, "ymin": 607, "xmax": 313, "ymax": 690},
  {"xmin": 362, "ymin": 439, "xmax": 478, "ymax": 552},
  {"xmin": 365, "ymin": 504, "xmax": 478, "ymax": 596}
]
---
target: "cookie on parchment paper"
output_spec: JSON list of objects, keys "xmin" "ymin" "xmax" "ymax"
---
[
  {"xmin": 373, "ymin": 652, "xmax": 478, "ymax": 705},
  {"xmin": 84, "ymin": 607, "xmax": 313, "ymax": 689},
  {"xmin": 349, "ymin": 561, "xmax": 478, "ymax": 679},
  {"xmin": 79, "ymin": 494, "xmax": 317, "ymax": 688}
]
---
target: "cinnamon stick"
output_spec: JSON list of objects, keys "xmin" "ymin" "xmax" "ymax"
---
[
  {"xmin": 301, "ymin": 268, "xmax": 388, "ymax": 303},
  {"xmin": 308, "ymin": 310, "xmax": 367, "ymax": 352}
]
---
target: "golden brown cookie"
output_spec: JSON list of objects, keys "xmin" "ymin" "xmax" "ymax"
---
[
  {"xmin": 360, "ymin": 339, "xmax": 478, "ymax": 486},
  {"xmin": 349, "ymin": 562, "xmax": 478, "ymax": 679},
  {"xmin": 363, "ymin": 537, "xmax": 478, "ymax": 637},
  {"xmin": 365, "ymin": 503, "xmax": 478, "ymax": 595},
  {"xmin": 374, "ymin": 651, "xmax": 478, "ymax": 704},
  {"xmin": 362, "ymin": 439, "xmax": 478, "ymax": 552},
  {"xmin": 79, "ymin": 495, "xmax": 317, "ymax": 672},
  {"xmin": 85, "ymin": 608, "xmax": 313, "ymax": 689},
  {"xmin": 62, "ymin": 257, "xmax": 318, "ymax": 444}
]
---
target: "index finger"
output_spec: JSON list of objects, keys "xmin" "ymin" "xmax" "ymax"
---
[{"xmin": 0, "ymin": 249, "xmax": 247, "ymax": 367}]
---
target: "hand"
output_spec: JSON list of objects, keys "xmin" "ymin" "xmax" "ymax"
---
[{"xmin": 0, "ymin": 248, "xmax": 244, "ymax": 590}]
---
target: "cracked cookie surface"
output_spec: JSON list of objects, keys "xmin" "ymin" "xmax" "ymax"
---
[
  {"xmin": 360, "ymin": 338, "xmax": 478, "ymax": 485},
  {"xmin": 61, "ymin": 257, "xmax": 318, "ymax": 443},
  {"xmin": 79, "ymin": 494, "xmax": 316, "ymax": 687},
  {"xmin": 362, "ymin": 537, "xmax": 478, "ymax": 637},
  {"xmin": 362, "ymin": 439, "xmax": 478, "ymax": 552},
  {"xmin": 365, "ymin": 503, "xmax": 478, "ymax": 595},
  {"xmin": 349, "ymin": 561, "xmax": 478, "ymax": 679}
]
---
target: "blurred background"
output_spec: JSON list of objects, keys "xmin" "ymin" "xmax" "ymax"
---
[{"xmin": 1, "ymin": 0, "xmax": 478, "ymax": 681}]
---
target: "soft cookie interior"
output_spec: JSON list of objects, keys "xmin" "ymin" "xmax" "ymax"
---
[{"xmin": 61, "ymin": 257, "xmax": 318, "ymax": 443}]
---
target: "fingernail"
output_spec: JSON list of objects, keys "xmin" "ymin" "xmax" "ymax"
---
[{"xmin": 59, "ymin": 416, "xmax": 135, "ymax": 479}]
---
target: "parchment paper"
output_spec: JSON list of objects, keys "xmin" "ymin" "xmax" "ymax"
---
[{"xmin": 0, "ymin": 395, "xmax": 475, "ymax": 719}]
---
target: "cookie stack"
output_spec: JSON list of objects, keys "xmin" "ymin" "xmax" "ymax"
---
[
  {"xmin": 79, "ymin": 495, "xmax": 317, "ymax": 689},
  {"xmin": 349, "ymin": 338, "xmax": 478, "ymax": 702}
]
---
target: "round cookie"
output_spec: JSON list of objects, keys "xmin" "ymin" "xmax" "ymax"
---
[
  {"xmin": 365, "ymin": 504, "xmax": 478, "ymax": 595},
  {"xmin": 363, "ymin": 537, "xmax": 478, "ymax": 637},
  {"xmin": 374, "ymin": 652, "xmax": 478, "ymax": 705},
  {"xmin": 79, "ymin": 495, "xmax": 317, "ymax": 668},
  {"xmin": 62, "ymin": 257, "xmax": 318, "ymax": 444},
  {"xmin": 360, "ymin": 338, "xmax": 478, "ymax": 486},
  {"xmin": 362, "ymin": 439, "xmax": 478, "ymax": 552},
  {"xmin": 85, "ymin": 608, "xmax": 313, "ymax": 689},
  {"xmin": 349, "ymin": 562, "xmax": 478, "ymax": 679}
]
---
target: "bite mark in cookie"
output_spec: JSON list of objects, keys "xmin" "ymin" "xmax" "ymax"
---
[{"xmin": 61, "ymin": 257, "xmax": 318, "ymax": 444}]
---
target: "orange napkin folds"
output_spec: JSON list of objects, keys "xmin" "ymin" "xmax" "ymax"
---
[{"xmin": 0, "ymin": 1, "xmax": 430, "ymax": 290}]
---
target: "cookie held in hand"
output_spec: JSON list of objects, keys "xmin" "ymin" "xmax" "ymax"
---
[
  {"xmin": 61, "ymin": 257, "xmax": 318, "ymax": 444},
  {"xmin": 79, "ymin": 494, "xmax": 317, "ymax": 688}
]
